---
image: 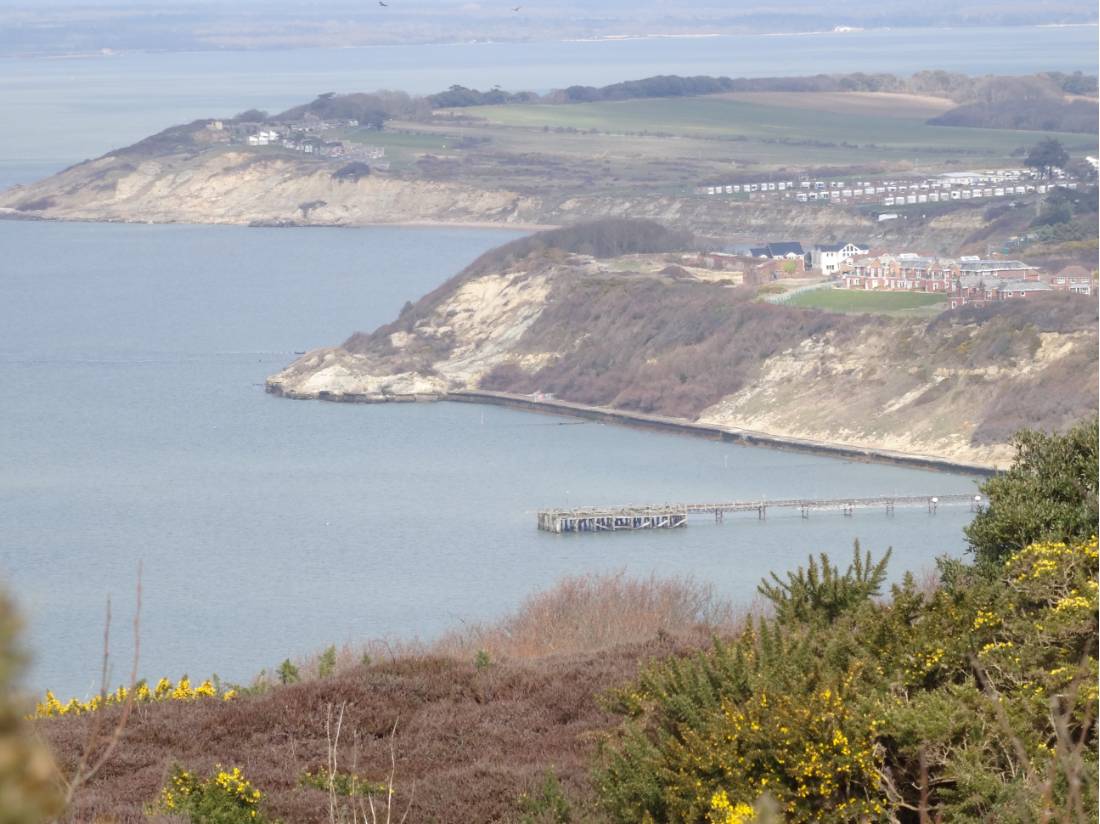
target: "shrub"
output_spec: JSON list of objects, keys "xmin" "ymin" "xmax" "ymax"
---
[
  {"xmin": 332, "ymin": 162, "xmax": 371, "ymax": 181},
  {"xmin": 966, "ymin": 419, "xmax": 1099, "ymax": 565},
  {"xmin": 433, "ymin": 571, "xmax": 735, "ymax": 659},
  {"xmin": 518, "ymin": 771, "xmax": 573, "ymax": 823},
  {"xmin": 475, "ymin": 649, "xmax": 492, "ymax": 672},
  {"xmin": 595, "ymin": 533, "xmax": 1099, "ymax": 822},
  {"xmin": 318, "ymin": 645, "xmax": 337, "ymax": 678},
  {"xmin": 32, "ymin": 675, "xmax": 232, "ymax": 718},
  {"xmin": 277, "ymin": 658, "xmax": 300, "ymax": 685},
  {"xmin": 156, "ymin": 765, "xmax": 270, "ymax": 824},
  {"xmin": 596, "ymin": 547, "xmax": 891, "ymax": 823},
  {"xmin": 299, "ymin": 766, "xmax": 383, "ymax": 797},
  {"xmin": 758, "ymin": 543, "xmax": 890, "ymax": 626}
]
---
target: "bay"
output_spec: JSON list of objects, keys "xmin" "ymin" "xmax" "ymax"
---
[{"xmin": 0, "ymin": 220, "xmax": 981, "ymax": 696}]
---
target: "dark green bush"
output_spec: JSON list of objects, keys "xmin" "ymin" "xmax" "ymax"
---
[{"xmin": 967, "ymin": 419, "xmax": 1099, "ymax": 565}]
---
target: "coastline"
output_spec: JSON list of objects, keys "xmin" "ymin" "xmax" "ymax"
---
[
  {"xmin": 265, "ymin": 383, "xmax": 999, "ymax": 477},
  {"xmin": 0, "ymin": 209, "xmax": 551, "ymax": 233}
]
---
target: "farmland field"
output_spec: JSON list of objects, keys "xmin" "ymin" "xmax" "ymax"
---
[
  {"xmin": 717, "ymin": 91, "xmax": 957, "ymax": 118},
  {"xmin": 456, "ymin": 94, "xmax": 1098, "ymax": 168},
  {"xmin": 784, "ymin": 287, "xmax": 950, "ymax": 314}
]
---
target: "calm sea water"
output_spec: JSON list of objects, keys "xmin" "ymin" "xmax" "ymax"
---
[
  {"xmin": 0, "ymin": 24, "xmax": 1097, "ymax": 176},
  {"xmin": 0, "ymin": 220, "xmax": 983, "ymax": 695}
]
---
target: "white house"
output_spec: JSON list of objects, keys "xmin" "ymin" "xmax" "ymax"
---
[{"xmin": 810, "ymin": 241, "xmax": 870, "ymax": 275}]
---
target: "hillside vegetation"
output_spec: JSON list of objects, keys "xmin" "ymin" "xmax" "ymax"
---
[
  {"xmin": 13, "ymin": 423, "xmax": 1098, "ymax": 822},
  {"xmin": 268, "ymin": 221, "xmax": 1098, "ymax": 468}
]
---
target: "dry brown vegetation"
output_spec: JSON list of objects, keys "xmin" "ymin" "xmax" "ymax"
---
[
  {"xmin": 478, "ymin": 276, "xmax": 1096, "ymax": 446},
  {"xmin": 344, "ymin": 219, "xmax": 694, "ymax": 358},
  {"xmin": 37, "ymin": 575, "xmax": 734, "ymax": 823},
  {"xmin": 432, "ymin": 572, "xmax": 741, "ymax": 660},
  {"xmin": 481, "ymin": 275, "xmax": 873, "ymax": 418}
]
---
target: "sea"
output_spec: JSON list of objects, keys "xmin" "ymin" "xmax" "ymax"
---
[{"xmin": 1, "ymin": 25, "xmax": 1093, "ymax": 695}]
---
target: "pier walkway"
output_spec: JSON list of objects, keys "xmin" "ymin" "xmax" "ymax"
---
[{"xmin": 537, "ymin": 494, "xmax": 983, "ymax": 533}]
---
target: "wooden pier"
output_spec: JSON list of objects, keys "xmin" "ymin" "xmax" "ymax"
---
[{"xmin": 537, "ymin": 494, "xmax": 983, "ymax": 533}]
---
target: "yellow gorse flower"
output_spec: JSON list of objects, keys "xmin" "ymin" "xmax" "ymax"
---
[
  {"xmin": 708, "ymin": 790, "xmax": 755, "ymax": 824},
  {"xmin": 157, "ymin": 765, "xmax": 264, "ymax": 820},
  {"xmin": 31, "ymin": 675, "xmax": 237, "ymax": 718}
]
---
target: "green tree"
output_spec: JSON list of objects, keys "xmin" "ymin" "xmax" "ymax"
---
[
  {"xmin": 1025, "ymin": 137, "xmax": 1071, "ymax": 178},
  {"xmin": 317, "ymin": 645, "xmax": 337, "ymax": 678},
  {"xmin": 277, "ymin": 658, "xmax": 300, "ymax": 685},
  {"xmin": 0, "ymin": 587, "xmax": 64, "ymax": 824},
  {"xmin": 966, "ymin": 419, "xmax": 1098, "ymax": 565}
]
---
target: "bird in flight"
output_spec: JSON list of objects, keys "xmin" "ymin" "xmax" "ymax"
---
[
  {"xmin": 512, "ymin": 5, "xmax": 522, "ymax": 10},
  {"xmin": 379, "ymin": 1, "xmax": 388, "ymax": 6}
]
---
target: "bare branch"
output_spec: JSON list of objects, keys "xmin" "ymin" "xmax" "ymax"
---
[{"xmin": 64, "ymin": 562, "xmax": 143, "ymax": 807}]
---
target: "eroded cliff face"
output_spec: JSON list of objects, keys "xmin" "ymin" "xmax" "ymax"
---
[
  {"xmin": 697, "ymin": 329, "xmax": 1091, "ymax": 467},
  {"xmin": 0, "ymin": 151, "xmax": 541, "ymax": 227},
  {"xmin": 268, "ymin": 267, "xmax": 559, "ymax": 397},
  {"xmin": 266, "ymin": 241, "xmax": 1098, "ymax": 469}
]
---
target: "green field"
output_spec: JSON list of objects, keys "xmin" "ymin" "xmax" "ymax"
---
[
  {"xmin": 784, "ymin": 287, "xmax": 950, "ymax": 315},
  {"xmin": 460, "ymin": 96, "xmax": 1097, "ymax": 166}
]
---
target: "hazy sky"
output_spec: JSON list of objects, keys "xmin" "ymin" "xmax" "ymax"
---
[{"xmin": 0, "ymin": 0, "xmax": 1094, "ymax": 58}]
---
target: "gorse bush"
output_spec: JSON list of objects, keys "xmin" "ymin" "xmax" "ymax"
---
[
  {"xmin": 597, "ymin": 546, "xmax": 893, "ymax": 823},
  {"xmin": 758, "ymin": 543, "xmax": 889, "ymax": 626},
  {"xmin": 33, "ymin": 675, "xmax": 234, "ymax": 718},
  {"xmin": 156, "ymin": 765, "xmax": 269, "ymax": 824},
  {"xmin": 596, "ymin": 532, "xmax": 1098, "ymax": 822},
  {"xmin": 299, "ymin": 766, "xmax": 383, "ymax": 797}
]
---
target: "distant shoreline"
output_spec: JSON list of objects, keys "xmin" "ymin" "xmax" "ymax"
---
[
  {"xmin": 3, "ymin": 22, "xmax": 1096, "ymax": 61},
  {"xmin": 0, "ymin": 210, "xmax": 549, "ymax": 234}
]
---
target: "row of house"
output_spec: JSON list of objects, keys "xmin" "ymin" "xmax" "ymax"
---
[
  {"xmin": 838, "ymin": 254, "xmax": 1095, "ymax": 306},
  {"xmin": 700, "ymin": 167, "xmax": 1080, "ymax": 207}
]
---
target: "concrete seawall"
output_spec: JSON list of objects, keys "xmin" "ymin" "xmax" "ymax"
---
[
  {"xmin": 446, "ymin": 390, "xmax": 997, "ymax": 477},
  {"xmin": 265, "ymin": 382, "xmax": 997, "ymax": 477}
]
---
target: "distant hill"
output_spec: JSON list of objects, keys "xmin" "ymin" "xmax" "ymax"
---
[{"xmin": 929, "ymin": 75, "xmax": 1099, "ymax": 133}]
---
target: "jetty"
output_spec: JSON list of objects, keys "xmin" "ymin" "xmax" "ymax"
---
[{"xmin": 537, "ymin": 494, "xmax": 983, "ymax": 533}]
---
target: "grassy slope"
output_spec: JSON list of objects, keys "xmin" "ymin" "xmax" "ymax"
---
[{"xmin": 784, "ymin": 288, "xmax": 949, "ymax": 314}]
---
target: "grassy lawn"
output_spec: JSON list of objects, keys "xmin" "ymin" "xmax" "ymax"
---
[
  {"xmin": 785, "ymin": 287, "xmax": 950, "ymax": 314},
  {"xmin": 460, "ymin": 96, "xmax": 1097, "ymax": 166}
]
